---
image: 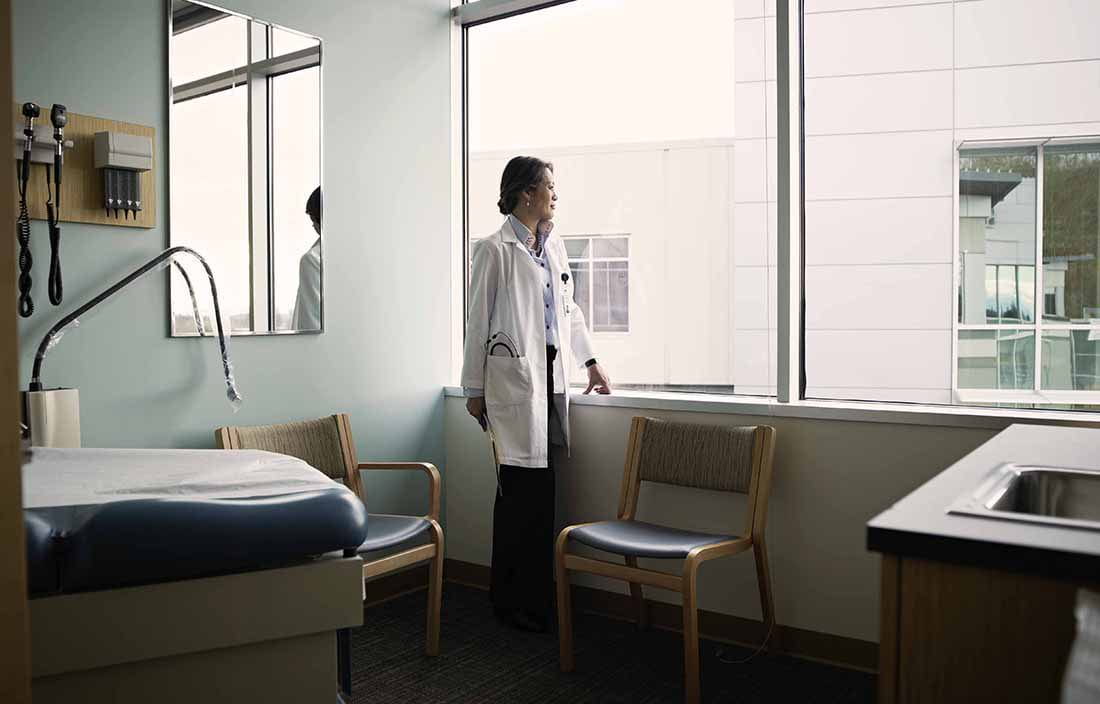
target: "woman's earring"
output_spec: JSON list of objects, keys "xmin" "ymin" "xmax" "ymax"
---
[{"xmin": 526, "ymin": 200, "xmax": 530, "ymax": 207}]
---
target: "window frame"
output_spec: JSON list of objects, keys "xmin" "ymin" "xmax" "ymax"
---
[
  {"xmin": 563, "ymin": 234, "xmax": 630, "ymax": 334},
  {"xmin": 451, "ymin": 0, "xmax": 1100, "ymax": 424},
  {"xmin": 167, "ymin": 0, "xmax": 323, "ymax": 336},
  {"xmin": 953, "ymin": 138, "xmax": 1100, "ymax": 406}
]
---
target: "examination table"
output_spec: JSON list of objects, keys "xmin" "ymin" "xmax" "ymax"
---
[{"xmin": 23, "ymin": 447, "xmax": 368, "ymax": 703}]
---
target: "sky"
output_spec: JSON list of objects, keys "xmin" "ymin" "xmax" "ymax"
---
[{"xmin": 468, "ymin": 0, "xmax": 736, "ymax": 152}]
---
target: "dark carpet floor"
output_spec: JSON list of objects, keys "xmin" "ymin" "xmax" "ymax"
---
[{"xmin": 350, "ymin": 583, "xmax": 874, "ymax": 704}]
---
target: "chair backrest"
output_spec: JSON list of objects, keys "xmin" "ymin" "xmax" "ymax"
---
[
  {"xmin": 215, "ymin": 413, "xmax": 364, "ymax": 499},
  {"xmin": 617, "ymin": 416, "xmax": 776, "ymax": 542}
]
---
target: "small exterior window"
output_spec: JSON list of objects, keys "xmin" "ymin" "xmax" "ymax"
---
[{"xmin": 564, "ymin": 235, "xmax": 629, "ymax": 333}]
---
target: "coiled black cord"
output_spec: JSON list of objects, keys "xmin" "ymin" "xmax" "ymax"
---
[
  {"xmin": 45, "ymin": 164, "xmax": 63, "ymax": 306},
  {"xmin": 16, "ymin": 161, "xmax": 34, "ymax": 318}
]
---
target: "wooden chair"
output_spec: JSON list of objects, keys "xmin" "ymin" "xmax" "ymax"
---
[
  {"xmin": 555, "ymin": 416, "xmax": 777, "ymax": 704},
  {"xmin": 215, "ymin": 413, "xmax": 444, "ymax": 656}
]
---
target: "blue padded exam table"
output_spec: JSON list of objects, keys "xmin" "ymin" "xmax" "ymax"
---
[{"xmin": 23, "ymin": 447, "xmax": 368, "ymax": 704}]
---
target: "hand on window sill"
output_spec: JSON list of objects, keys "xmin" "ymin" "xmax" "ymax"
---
[{"xmin": 584, "ymin": 363, "xmax": 612, "ymax": 395}]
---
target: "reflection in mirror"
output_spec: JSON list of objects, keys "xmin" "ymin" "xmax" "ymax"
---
[{"xmin": 169, "ymin": 0, "xmax": 322, "ymax": 335}]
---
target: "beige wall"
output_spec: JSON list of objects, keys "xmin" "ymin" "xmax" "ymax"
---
[{"xmin": 444, "ymin": 395, "xmax": 996, "ymax": 643}]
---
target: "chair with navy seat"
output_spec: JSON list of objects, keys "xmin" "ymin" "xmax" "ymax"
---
[
  {"xmin": 555, "ymin": 416, "xmax": 777, "ymax": 704},
  {"xmin": 215, "ymin": 413, "xmax": 444, "ymax": 657}
]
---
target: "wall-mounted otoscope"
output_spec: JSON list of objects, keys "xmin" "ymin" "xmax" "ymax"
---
[
  {"xmin": 14, "ymin": 102, "xmax": 75, "ymax": 317},
  {"xmin": 46, "ymin": 104, "xmax": 68, "ymax": 306}
]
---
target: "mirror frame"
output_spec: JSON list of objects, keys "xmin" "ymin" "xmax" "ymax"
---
[{"xmin": 166, "ymin": 0, "xmax": 324, "ymax": 336}]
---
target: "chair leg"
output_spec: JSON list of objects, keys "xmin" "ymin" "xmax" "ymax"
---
[
  {"xmin": 426, "ymin": 523, "xmax": 444, "ymax": 656},
  {"xmin": 625, "ymin": 556, "xmax": 648, "ymax": 630},
  {"xmin": 336, "ymin": 628, "xmax": 352, "ymax": 697},
  {"xmin": 682, "ymin": 564, "xmax": 701, "ymax": 704},
  {"xmin": 753, "ymin": 540, "xmax": 776, "ymax": 652},
  {"xmin": 555, "ymin": 531, "xmax": 575, "ymax": 672}
]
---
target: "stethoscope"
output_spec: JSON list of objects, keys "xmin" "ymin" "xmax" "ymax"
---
[{"xmin": 487, "ymin": 331, "xmax": 519, "ymax": 358}]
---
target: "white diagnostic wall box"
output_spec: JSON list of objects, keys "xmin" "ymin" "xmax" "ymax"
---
[
  {"xmin": 94, "ymin": 131, "xmax": 153, "ymax": 219},
  {"xmin": 94, "ymin": 131, "xmax": 153, "ymax": 171}
]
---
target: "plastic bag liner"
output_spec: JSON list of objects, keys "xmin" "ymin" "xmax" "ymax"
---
[{"xmin": 28, "ymin": 246, "xmax": 242, "ymax": 411}]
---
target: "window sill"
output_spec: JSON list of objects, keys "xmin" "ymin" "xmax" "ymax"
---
[{"xmin": 442, "ymin": 386, "xmax": 1100, "ymax": 431}]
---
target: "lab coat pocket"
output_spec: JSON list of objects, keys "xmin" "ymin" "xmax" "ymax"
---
[{"xmin": 485, "ymin": 355, "xmax": 533, "ymax": 405}]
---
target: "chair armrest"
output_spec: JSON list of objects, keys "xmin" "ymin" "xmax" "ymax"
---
[
  {"xmin": 685, "ymin": 537, "xmax": 752, "ymax": 570},
  {"xmin": 357, "ymin": 462, "xmax": 441, "ymax": 521}
]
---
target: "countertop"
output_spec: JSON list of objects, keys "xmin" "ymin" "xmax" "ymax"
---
[{"xmin": 867, "ymin": 423, "xmax": 1100, "ymax": 582}]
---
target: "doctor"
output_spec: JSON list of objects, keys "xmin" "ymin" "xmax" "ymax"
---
[
  {"xmin": 461, "ymin": 156, "xmax": 611, "ymax": 633},
  {"xmin": 290, "ymin": 186, "xmax": 321, "ymax": 331}
]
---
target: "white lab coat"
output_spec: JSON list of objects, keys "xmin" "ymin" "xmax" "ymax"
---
[
  {"xmin": 291, "ymin": 238, "xmax": 321, "ymax": 330},
  {"xmin": 461, "ymin": 218, "xmax": 595, "ymax": 468}
]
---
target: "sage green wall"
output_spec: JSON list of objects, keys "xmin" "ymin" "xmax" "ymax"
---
[{"xmin": 14, "ymin": 0, "xmax": 452, "ymax": 513}]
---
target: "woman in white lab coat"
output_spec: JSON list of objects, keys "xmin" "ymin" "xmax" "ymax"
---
[{"xmin": 461, "ymin": 156, "xmax": 611, "ymax": 632}]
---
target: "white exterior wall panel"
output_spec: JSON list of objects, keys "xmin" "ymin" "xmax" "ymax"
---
[
  {"xmin": 735, "ymin": 81, "xmax": 767, "ymax": 139},
  {"xmin": 734, "ymin": 139, "xmax": 769, "ymax": 203},
  {"xmin": 735, "ymin": 267, "xmax": 769, "ymax": 330},
  {"xmin": 734, "ymin": 330, "xmax": 772, "ymax": 387},
  {"xmin": 804, "ymin": 3, "xmax": 952, "ymax": 78},
  {"xmin": 664, "ymin": 148, "xmax": 736, "ymax": 385},
  {"xmin": 733, "ymin": 203, "xmax": 770, "ymax": 267},
  {"xmin": 955, "ymin": 0, "xmax": 1100, "ymax": 68},
  {"xmin": 805, "ymin": 0, "xmax": 943, "ymax": 13},
  {"xmin": 805, "ymin": 197, "xmax": 953, "ymax": 265},
  {"xmin": 805, "ymin": 71, "xmax": 953, "ymax": 135},
  {"xmin": 735, "ymin": 18, "xmax": 767, "ymax": 82},
  {"xmin": 805, "ymin": 264, "xmax": 952, "ymax": 330},
  {"xmin": 806, "ymin": 330, "xmax": 952, "ymax": 389},
  {"xmin": 805, "ymin": 131, "xmax": 954, "ymax": 201},
  {"xmin": 956, "ymin": 62, "xmax": 1100, "ymax": 129}
]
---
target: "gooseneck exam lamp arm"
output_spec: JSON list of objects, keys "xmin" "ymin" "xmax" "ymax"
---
[{"xmin": 28, "ymin": 246, "xmax": 240, "ymax": 406}]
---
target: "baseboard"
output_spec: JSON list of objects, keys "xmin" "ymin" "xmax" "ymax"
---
[{"xmin": 442, "ymin": 558, "xmax": 877, "ymax": 673}]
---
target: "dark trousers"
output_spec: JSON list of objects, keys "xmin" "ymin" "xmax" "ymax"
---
[{"xmin": 490, "ymin": 346, "xmax": 557, "ymax": 620}]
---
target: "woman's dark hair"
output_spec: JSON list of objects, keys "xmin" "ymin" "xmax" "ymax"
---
[
  {"xmin": 497, "ymin": 156, "xmax": 553, "ymax": 215},
  {"xmin": 306, "ymin": 186, "xmax": 322, "ymax": 223}
]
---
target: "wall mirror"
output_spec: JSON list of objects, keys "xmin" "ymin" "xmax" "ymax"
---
[{"xmin": 168, "ymin": 0, "xmax": 322, "ymax": 335}]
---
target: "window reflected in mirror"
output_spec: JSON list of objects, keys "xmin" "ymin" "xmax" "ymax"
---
[{"xmin": 169, "ymin": 0, "xmax": 322, "ymax": 335}]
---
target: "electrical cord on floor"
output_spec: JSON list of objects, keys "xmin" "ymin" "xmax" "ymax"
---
[
  {"xmin": 714, "ymin": 620, "xmax": 775, "ymax": 665},
  {"xmin": 16, "ymin": 161, "xmax": 34, "ymax": 318}
]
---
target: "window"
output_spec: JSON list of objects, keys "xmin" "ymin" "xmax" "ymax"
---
[
  {"xmin": 564, "ymin": 236, "xmax": 629, "ymax": 333},
  {"xmin": 271, "ymin": 65, "xmax": 322, "ymax": 330},
  {"xmin": 956, "ymin": 143, "xmax": 1100, "ymax": 405},
  {"xmin": 456, "ymin": 0, "xmax": 1100, "ymax": 416},
  {"xmin": 462, "ymin": 0, "xmax": 772, "ymax": 394}
]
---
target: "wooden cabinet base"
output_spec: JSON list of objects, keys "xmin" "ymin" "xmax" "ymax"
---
[{"xmin": 878, "ymin": 555, "xmax": 1080, "ymax": 704}]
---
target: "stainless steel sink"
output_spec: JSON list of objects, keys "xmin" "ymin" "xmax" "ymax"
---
[{"xmin": 949, "ymin": 464, "xmax": 1100, "ymax": 531}]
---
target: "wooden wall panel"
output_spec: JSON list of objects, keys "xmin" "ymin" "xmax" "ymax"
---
[{"xmin": 11, "ymin": 101, "xmax": 155, "ymax": 229}]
